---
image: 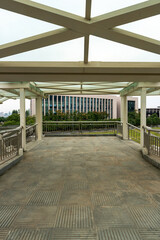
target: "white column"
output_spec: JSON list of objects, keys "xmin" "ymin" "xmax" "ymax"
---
[
  {"xmin": 36, "ymin": 97, "xmax": 42, "ymax": 141},
  {"xmin": 140, "ymin": 88, "xmax": 147, "ymax": 147},
  {"xmin": 121, "ymin": 96, "xmax": 128, "ymax": 140},
  {"xmin": 20, "ymin": 88, "xmax": 26, "ymax": 151}
]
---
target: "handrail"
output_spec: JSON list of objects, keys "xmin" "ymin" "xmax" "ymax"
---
[
  {"xmin": 0, "ymin": 127, "xmax": 22, "ymax": 163},
  {"xmin": 143, "ymin": 126, "xmax": 160, "ymax": 133},
  {"xmin": 0, "ymin": 126, "xmax": 22, "ymax": 136},
  {"xmin": 43, "ymin": 121, "xmax": 122, "ymax": 124},
  {"xmin": 26, "ymin": 123, "xmax": 38, "ymax": 130},
  {"xmin": 127, "ymin": 123, "xmax": 140, "ymax": 130}
]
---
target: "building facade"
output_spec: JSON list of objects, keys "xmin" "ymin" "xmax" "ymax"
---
[
  {"xmin": 30, "ymin": 95, "xmax": 138, "ymax": 119},
  {"xmin": 138, "ymin": 106, "xmax": 160, "ymax": 118}
]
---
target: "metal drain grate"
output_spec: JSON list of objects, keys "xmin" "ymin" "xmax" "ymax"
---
[
  {"xmin": 98, "ymin": 228, "xmax": 141, "ymax": 240},
  {"xmin": 64, "ymin": 181, "xmax": 89, "ymax": 191},
  {"xmin": 0, "ymin": 229, "xmax": 9, "ymax": 240},
  {"xmin": 138, "ymin": 229, "xmax": 160, "ymax": 240},
  {"xmin": 91, "ymin": 192, "xmax": 120, "ymax": 206},
  {"xmin": 129, "ymin": 207, "xmax": 160, "ymax": 228},
  {"xmin": 6, "ymin": 228, "xmax": 52, "ymax": 240},
  {"xmin": 0, "ymin": 206, "xmax": 21, "ymax": 228},
  {"xmin": 28, "ymin": 191, "xmax": 61, "ymax": 206},
  {"xmin": 55, "ymin": 206, "xmax": 94, "ymax": 228}
]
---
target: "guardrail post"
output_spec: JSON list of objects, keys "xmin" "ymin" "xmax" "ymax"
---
[
  {"xmin": 121, "ymin": 96, "xmax": 128, "ymax": 140},
  {"xmin": 140, "ymin": 88, "xmax": 147, "ymax": 148},
  {"xmin": 36, "ymin": 97, "xmax": 42, "ymax": 140},
  {"xmin": 148, "ymin": 130, "xmax": 150, "ymax": 155},
  {"xmin": 0, "ymin": 134, "xmax": 2, "ymax": 161},
  {"xmin": 20, "ymin": 88, "xmax": 26, "ymax": 151}
]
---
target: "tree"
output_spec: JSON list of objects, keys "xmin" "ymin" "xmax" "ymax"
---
[{"xmin": 12, "ymin": 110, "xmax": 18, "ymax": 114}]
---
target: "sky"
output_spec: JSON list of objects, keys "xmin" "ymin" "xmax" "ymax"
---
[{"xmin": 0, "ymin": 0, "xmax": 160, "ymax": 112}]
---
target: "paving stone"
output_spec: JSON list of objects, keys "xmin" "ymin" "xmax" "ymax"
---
[
  {"xmin": 94, "ymin": 206, "xmax": 135, "ymax": 228},
  {"xmin": 0, "ymin": 137, "xmax": 160, "ymax": 235},
  {"xmin": 52, "ymin": 229, "xmax": 96, "ymax": 239},
  {"xmin": 13, "ymin": 206, "xmax": 57, "ymax": 228}
]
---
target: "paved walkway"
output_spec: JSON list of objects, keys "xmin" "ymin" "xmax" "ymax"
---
[{"xmin": 0, "ymin": 137, "xmax": 160, "ymax": 239}]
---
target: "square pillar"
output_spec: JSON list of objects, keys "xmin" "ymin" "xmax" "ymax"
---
[
  {"xmin": 20, "ymin": 88, "xmax": 26, "ymax": 151},
  {"xmin": 36, "ymin": 97, "xmax": 42, "ymax": 141},
  {"xmin": 140, "ymin": 88, "xmax": 147, "ymax": 147},
  {"xmin": 121, "ymin": 96, "xmax": 128, "ymax": 140}
]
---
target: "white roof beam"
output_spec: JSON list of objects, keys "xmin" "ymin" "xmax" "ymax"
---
[
  {"xmin": 0, "ymin": 82, "xmax": 29, "ymax": 89},
  {"xmin": 84, "ymin": 0, "xmax": 92, "ymax": 64},
  {"xmin": 91, "ymin": 0, "xmax": 160, "ymax": 28},
  {"xmin": 2, "ymin": 89, "xmax": 19, "ymax": 96},
  {"xmin": 0, "ymin": 97, "xmax": 8, "ymax": 104},
  {"xmin": 0, "ymin": 0, "xmax": 88, "ymax": 32},
  {"xmin": 120, "ymin": 82, "xmax": 139, "ymax": 96},
  {"xmin": 0, "ymin": 74, "xmax": 159, "ymax": 83},
  {"xmin": 0, "ymin": 29, "xmax": 82, "ymax": 58},
  {"xmin": 1, "ymin": 1, "xmax": 159, "ymax": 55},
  {"xmin": 93, "ymin": 28, "xmax": 160, "ymax": 55},
  {"xmin": 0, "ymin": 62, "xmax": 159, "ymax": 74}
]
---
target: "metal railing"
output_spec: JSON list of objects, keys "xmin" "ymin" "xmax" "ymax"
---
[
  {"xmin": 143, "ymin": 126, "xmax": 160, "ymax": 157},
  {"xmin": 127, "ymin": 123, "xmax": 141, "ymax": 143},
  {"xmin": 26, "ymin": 124, "xmax": 37, "ymax": 143},
  {"xmin": 43, "ymin": 121, "xmax": 123, "ymax": 136},
  {"xmin": 0, "ymin": 127, "xmax": 22, "ymax": 163}
]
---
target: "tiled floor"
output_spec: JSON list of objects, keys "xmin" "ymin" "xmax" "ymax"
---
[{"xmin": 0, "ymin": 137, "xmax": 160, "ymax": 239}]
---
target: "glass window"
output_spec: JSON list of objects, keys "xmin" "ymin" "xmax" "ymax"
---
[
  {"xmin": 97, "ymin": 99, "xmax": 99, "ymax": 112},
  {"xmin": 94, "ymin": 98, "xmax": 96, "ymax": 111},
  {"xmin": 70, "ymin": 96, "xmax": 73, "ymax": 113},
  {"xmin": 66, "ymin": 96, "xmax": 69, "ymax": 111},
  {"xmin": 91, "ymin": 98, "xmax": 93, "ymax": 112},
  {"xmin": 84, "ymin": 98, "xmax": 86, "ymax": 112},
  {"xmin": 103, "ymin": 99, "xmax": 105, "ymax": 112},
  {"xmin": 81, "ymin": 97, "xmax": 83, "ymax": 112},
  {"xmin": 106, "ymin": 99, "xmax": 108, "ymax": 113},
  {"xmin": 100, "ymin": 99, "xmax": 102, "ymax": 112},
  {"xmin": 58, "ymin": 96, "xmax": 61, "ymax": 111},
  {"xmin": 45, "ymin": 97, "xmax": 48, "ymax": 115},
  {"xmin": 74, "ymin": 97, "xmax": 76, "ymax": 112},
  {"xmin": 62, "ymin": 96, "xmax": 65, "ymax": 113},
  {"xmin": 42, "ymin": 98, "xmax": 44, "ymax": 115},
  {"xmin": 111, "ymin": 99, "xmax": 113, "ymax": 119},
  {"xmin": 50, "ymin": 95, "xmax": 53, "ymax": 112},
  {"xmin": 108, "ymin": 99, "xmax": 110, "ymax": 118},
  {"xmin": 77, "ymin": 97, "xmax": 80, "ymax": 112},
  {"xmin": 54, "ymin": 95, "xmax": 57, "ymax": 113},
  {"xmin": 128, "ymin": 101, "xmax": 135, "ymax": 112},
  {"xmin": 88, "ymin": 98, "xmax": 90, "ymax": 112}
]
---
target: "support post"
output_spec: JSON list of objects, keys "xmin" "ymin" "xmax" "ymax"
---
[
  {"xmin": 140, "ymin": 88, "xmax": 147, "ymax": 147},
  {"xmin": 20, "ymin": 88, "xmax": 26, "ymax": 151},
  {"xmin": 36, "ymin": 97, "xmax": 42, "ymax": 141},
  {"xmin": 121, "ymin": 96, "xmax": 128, "ymax": 140}
]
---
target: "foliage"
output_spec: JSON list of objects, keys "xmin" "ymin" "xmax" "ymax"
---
[
  {"xmin": 128, "ymin": 111, "xmax": 140, "ymax": 126},
  {"xmin": 128, "ymin": 111, "xmax": 160, "ymax": 127},
  {"xmin": 0, "ymin": 117, "xmax": 6, "ymax": 122},
  {"xmin": 2, "ymin": 112, "xmax": 35, "ymax": 126},
  {"xmin": 12, "ymin": 110, "xmax": 18, "ymax": 114},
  {"xmin": 147, "ymin": 113, "xmax": 160, "ymax": 126},
  {"xmin": 43, "ymin": 110, "xmax": 112, "ymax": 121}
]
